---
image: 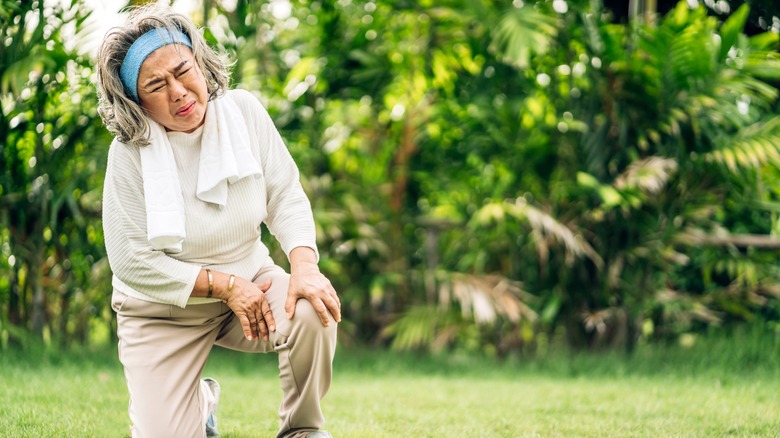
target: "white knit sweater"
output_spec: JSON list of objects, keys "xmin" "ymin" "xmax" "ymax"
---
[{"xmin": 102, "ymin": 89, "xmax": 317, "ymax": 308}]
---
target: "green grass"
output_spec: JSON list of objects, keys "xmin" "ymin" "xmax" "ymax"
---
[{"xmin": 1, "ymin": 329, "xmax": 780, "ymax": 437}]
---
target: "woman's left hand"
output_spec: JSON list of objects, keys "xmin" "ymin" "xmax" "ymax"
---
[{"xmin": 285, "ymin": 248, "xmax": 341, "ymax": 326}]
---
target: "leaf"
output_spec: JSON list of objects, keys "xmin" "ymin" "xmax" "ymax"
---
[
  {"xmin": 703, "ymin": 117, "xmax": 780, "ymax": 172},
  {"xmin": 1, "ymin": 54, "xmax": 56, "ymax": 95},
  {"xmin": 490, "ymin": 6, "xmax": 559, "ymax": 69},
  {"xmin": 748, "ymin": 32, "xmax": 779, "ymax": 50},
  {"xmin": 282, "ymin": 56, "xmax": 318, "ymax": 93},
  {"xmin": 473, "ymin": 201, "xmax": 506, "ymax": 225},
  {"xmin": 668, "ymin": 0, "xmax": 691, "ymax": 28},
  {"xmin": 613, "ymin": 157, "xmax": 679, "ymax": 194},
  {"xmin": 446, "ymin": 273, "xmax": 536, "ymax": 324},
  {"xmin": 667, "ymin": 20, "xmax": 718, "ymax": 89},
  {"xmin": 381, "ymin": 306, "xmax": 445, "ymax": 351},
  {"xmin": 744, "ymin": 57, "xmax": 780, "ymax": 81},
  {"xmin": 540, "ymin": 294, "xmax": 561, "ymax": 325},
  {"xmin": 598, "ymin": 186, "xmax": 623, "ymax": 208},
  {"xmin": 718, "ymin": 3, "xmax": 749, "ymax": 61},
  {"xmin": 506, "ymin": 199, "xmax": 604, "ymax": 268},
  {"xmin": 577, "ymin": 171, "xmax": 600, "ymax": 189}
]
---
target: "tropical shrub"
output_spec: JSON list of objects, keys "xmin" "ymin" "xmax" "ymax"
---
[
  {"xmin": 0, "ymin": 0, "xmax": 112, "ymax": 347},
  {"xmin": 198, "ymin": 0, "xmax": 780, "ymax": 354}
]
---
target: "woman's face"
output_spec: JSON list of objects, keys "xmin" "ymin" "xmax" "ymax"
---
[{"xmin": 136, "ymin": 44, "xmax": 208, "ymax": 133}]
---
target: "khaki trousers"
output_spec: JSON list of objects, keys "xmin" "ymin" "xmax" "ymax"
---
[{"xmin": 112, "ymin": 261, "xmax": 337, "ymax": 438}]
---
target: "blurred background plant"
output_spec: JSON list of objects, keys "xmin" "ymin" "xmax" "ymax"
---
[
  {"xmin": 0, "ymin": 0, "xmax": 112, "ymax": 349},
  {"xmin": 1, "ymin": 0, "xmax": 779, "ymax": 356}
]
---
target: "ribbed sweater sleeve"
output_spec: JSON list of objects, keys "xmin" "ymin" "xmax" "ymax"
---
[
  {"xmin": 232, "ymin": 89, "xmax": 319, "ymax": 259},
  {"xmin": 102, "ymin": 139, "xmax": 201, "ymax": 308}
]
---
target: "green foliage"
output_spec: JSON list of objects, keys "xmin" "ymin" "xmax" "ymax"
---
[
  {"xmin": 0, "ymin": 0, "xmax": 113, "ymax": 347},
  {"xmin": 506, "ymin": 0, "xmax": 780, "ymax": 349},
  {"xmin": 225, "ymin": 0, "xmax": 780, "ymax": 353},
  {"xmin": 491, "ymin": 5, "xmax": 560, "ymax": 68},
  {"xmin": 2, "ymin": 0, "xmax": 780, "ymax": 355}
]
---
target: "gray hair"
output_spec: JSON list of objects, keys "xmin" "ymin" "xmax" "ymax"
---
[{"xmin": 96, "ymin": 4, "xmax": 231, "ymax": 147}]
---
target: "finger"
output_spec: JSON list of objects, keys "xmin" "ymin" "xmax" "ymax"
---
[
  {"xmin": 311, "ymin": 300, "xmax": 331, "ymax": 327},
  {"xmin": 239, "ymin": 314, "xmax": 254, "ymax": 341},
  {"xmin": 248, "ymin": 315, "xmax": 259, "ymax": 340},
  {"xmin": 329, "ymin": 286, "xmax": 342, "ymax": 321},
  {"xmin": 251, "ymin": 304, "xmax": 264, "ymax": 340},
  {"xmin": 285, "ymin": 292, "xmax": 298, "ymax": 320},
  {"xmin": 258, "ymin": 280, "xmax": 272, "ymax": 293},
  {"xmin": 323, "ymin": 294, "xmax": 341, "ymax": 323},
  {"xmin": 261, "ymin": 299, "xmax": 276, "ymax": 332},
  {"xmin": 256, "ymin": 316, "xmax": 269, "ymax": 341}
]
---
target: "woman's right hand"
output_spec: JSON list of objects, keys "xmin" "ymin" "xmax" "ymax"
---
[{"xmin": 223, "ymin": 276, "xmax": 275, "ymax": 341}]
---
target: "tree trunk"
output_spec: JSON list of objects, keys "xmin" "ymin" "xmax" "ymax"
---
[
  {"xmin": 388, "ymin": 114, "xmax": 418, "ymax": 309},
  {"xmin": 8, "ymin": 264, "xmax": 20, "ymax": 325},
  {"xmin": 29, "ymin": 246, "xmax": 46, "ymax": 337},
  {"xmin": 686, "ymin": 233, "xmax": 780, "ymax": 249}
]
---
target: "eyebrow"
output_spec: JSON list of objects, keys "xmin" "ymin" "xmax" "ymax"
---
[{"xmin": 142, "ymin": 60, "xmax": 189, "ymax": 89}]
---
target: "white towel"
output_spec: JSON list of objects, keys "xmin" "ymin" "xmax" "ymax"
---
[{"xmin": 140, "ymin": 94, "xmax": 261, "ymax": 252}]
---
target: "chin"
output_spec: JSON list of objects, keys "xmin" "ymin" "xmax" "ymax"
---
[{"xmin": 183, "ymin": 117, "xmax": 206, "ymax": 133}]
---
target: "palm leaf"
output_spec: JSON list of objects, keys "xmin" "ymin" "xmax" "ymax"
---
[
  {"xmin": 380, "ymin": 306, "xmax": 458, "ymax": 351},
  {"xmin": 613, "ymin": 156, "xmax": 679, "ymax": 195},
  {"xmin": 439, "ymin": 273, "xmax": 537, "ymax": 324},
  {"xmin": 744, "ymin": 56, "xmax": 780, "ymax": 81},
  {"xmin": 505, "ymin": 198, "xmax": 604, "ymax": 268},
  {"xmin": 667, "ymin": 18, "xmax": 718, "ymax": 91},
  {"xmin": 717, "ymin": 3, "xmax": 750, "ymax": 62},
  {"xmin": 489, "ymin": 6, "xmax": 559, "ymax": 69},
  {"xmin": 704, "ymin": 117, "xmax": 780, "ymax": 172},
  {"xmin": 469, "ymin": 197, "xmax": 603, "ymax": 270},
  {"xmin": 653, "ymin": 288, "xmax": 723, "ymax": 326},
  {"xmin": 716, "ymin": 74, "xmax": 778, "ymax": 114}
]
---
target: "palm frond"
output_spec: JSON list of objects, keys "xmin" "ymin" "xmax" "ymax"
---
[
  {"xmin": 470, "ymin": 198, "xmax": 602, "ymax": 267},
  {"xmin": 757, "ymin": 284, "xmax": 780, "ymax": 300},
  {"xmin": 712, "ymin": 257, "xmax": 759, "ymax": 287},
  {"xmin": 489, "ymin": 6, "xmax": 559, "ymax": 69},
  {"xmin": 582, "ymin": 307, "xmax": 628, "ymax": 336},
  {"xmin": 439, "ymin": 273, "xmax": 537, "ymax": 324},
  {"xmin": 744, "ymin": 54, "xmax": 780, "ymax": 81},
  {"xmin": 381, "ymin": 304, "xmax": 470, "ymax": 353},
  {"xmin": 380, "ymin": 306, "xmax": 449, "ymax": 351},
  {"xmin": 716, "ymin": 3, "xmax": 749, "ymax": 62},
  {"xmin": 507, "ymin": 198, "xmax": 604, "ymax": 268},
  {"xmin": 613, "ymin": 156, "xmax": 678, "ymax": 195},
  {"xmin": 654, "ymin": 288, "xmax": 723, "ymax": 326},
  {"xmin": 666, "ymin": 15, "xmax": 718, "ymax": 91},
  {"xmin": 717, "ymin": 73, "xmax": 779, "ymax": 110},
  {"xmin": 704, "ymin": 116, "xmax": 780, "ymax": 172}
]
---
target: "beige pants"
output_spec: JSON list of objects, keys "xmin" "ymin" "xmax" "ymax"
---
[{"xmin": 112, "ymin": 261, "xmax": 337, "ymax": 438}]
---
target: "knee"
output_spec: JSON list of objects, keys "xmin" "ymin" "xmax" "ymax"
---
[{"xmin": 291, "ymin": 299, "xmax": 337, "ymax": 341}]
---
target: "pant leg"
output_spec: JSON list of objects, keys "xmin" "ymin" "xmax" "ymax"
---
[
  {"xmin": 112, "ymin": 289, "xmax": 228, "ymax": 438},
  {"xmin": 214, "ymin": 261, "xmax": 337, "ymax": 438}
]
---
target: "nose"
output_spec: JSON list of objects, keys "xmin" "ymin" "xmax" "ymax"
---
[{"xmin": 169, "ymin": 79, "xmax": 187, "ymax": 101}]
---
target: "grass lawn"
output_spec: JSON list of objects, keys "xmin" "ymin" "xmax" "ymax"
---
[{"xmin": 1, "ymin": 335, "xmax": 779, "ymax": 437}]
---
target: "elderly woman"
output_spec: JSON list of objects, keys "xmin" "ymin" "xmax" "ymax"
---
[{"xmin": 96, "ymin": 5, "xmax": 339, "ymax": 438}]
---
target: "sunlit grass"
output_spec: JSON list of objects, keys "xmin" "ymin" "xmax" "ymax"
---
[{"xmin": 1, "ymin": 330, "xmax": 779, "ymax": 437}]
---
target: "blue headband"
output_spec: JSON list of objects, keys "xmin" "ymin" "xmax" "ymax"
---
[{"xmin": 120, "ymin": 28, "xmax": 193, "ymax": 102}]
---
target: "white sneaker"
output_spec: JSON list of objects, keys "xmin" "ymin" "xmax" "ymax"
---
[{"xmin": 202, "ymin": 378, "xmax": 221, "ymax": 437}]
